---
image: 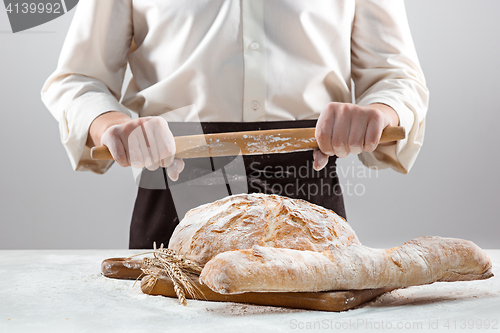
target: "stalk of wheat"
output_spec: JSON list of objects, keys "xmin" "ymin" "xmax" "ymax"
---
[{"xmin": 129, "ymin": 242, "xmax": 204, "ymax": 305}]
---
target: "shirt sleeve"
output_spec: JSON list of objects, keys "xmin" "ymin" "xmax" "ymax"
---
[
  {"xmin": 351, "ymin": 0, "xmax": 429, "ymax": 174},
  {"xmin": 41, "ymin": 0, "xmax": 133, "ymax": 174}
]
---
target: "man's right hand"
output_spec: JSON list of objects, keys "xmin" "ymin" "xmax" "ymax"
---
[{"xmin": 87, "ymin": 111, "xmax": 184, "ymax": 181}]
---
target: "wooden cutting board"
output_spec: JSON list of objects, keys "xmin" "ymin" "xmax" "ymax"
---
[
  {"xmin": 140, "ymin": 275, "xmax": 393, "ymax": 312},
  {"xmin": 102, "ymin": 257, "xmax": 393, "ymax": 312}
]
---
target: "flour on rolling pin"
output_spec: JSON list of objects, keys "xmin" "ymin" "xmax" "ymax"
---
[{"xmin": 204, "ymin": 133, "xmax": 316, "ymax": 155}]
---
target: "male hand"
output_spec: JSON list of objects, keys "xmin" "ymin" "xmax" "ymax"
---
[
  {"xmin": 313, "ymin": 102, "xmax": 399, "ymax": 171},
  {"xmin": 88, "ymin": 112, "xmax": 184, "ymax": 180}
]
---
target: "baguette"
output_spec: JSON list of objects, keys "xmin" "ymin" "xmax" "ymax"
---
[{"xmin": 199, "ymin": 237, "xmax": 493, "ymax": 294}]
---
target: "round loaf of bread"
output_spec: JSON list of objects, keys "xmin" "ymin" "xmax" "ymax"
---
[{"xmin": 168, "ymin": 193, "xmax": 359, "ymax": 266}]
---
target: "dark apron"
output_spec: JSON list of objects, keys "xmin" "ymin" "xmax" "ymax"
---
[{"xmin": 129, "ymin": 120, "xmax": 346, "ymax": 249}]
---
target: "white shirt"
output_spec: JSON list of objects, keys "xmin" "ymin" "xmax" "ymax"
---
[{"xmin": 41, "ymin": 0, "xmax": 429, "ymax": 174}]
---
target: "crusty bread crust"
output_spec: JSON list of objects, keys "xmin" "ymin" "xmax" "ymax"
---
[{"xmin": 168, "ymin": 194, "xmax": 493, "ymax": 294}]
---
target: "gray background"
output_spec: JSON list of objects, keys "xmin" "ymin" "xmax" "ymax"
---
[{"xmin": 0, "ymin": 0, "xmax": 498, "ymax": 250}]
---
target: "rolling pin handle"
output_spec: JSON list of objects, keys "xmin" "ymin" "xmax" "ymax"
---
[
  {"xmin": 90, "ymin": 145, "xmax": 114, "ymax": 160},
  {"xmin": 379, "ymin": 126, "xmax": 405, "ymax": 143}
]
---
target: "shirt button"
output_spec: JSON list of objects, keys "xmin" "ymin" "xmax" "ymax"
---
[
  {"xmin": 251, "ymin": 101, "xmax": 260, "ymax": 110},
  {"xmin": 250, "ymin": 42, "xmax": 260, "ymax": 51}
]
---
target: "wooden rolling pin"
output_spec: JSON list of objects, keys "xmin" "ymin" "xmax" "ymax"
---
[{"xmin": 91, "ymin": 126, "xmax": 405, "ymax": 160}]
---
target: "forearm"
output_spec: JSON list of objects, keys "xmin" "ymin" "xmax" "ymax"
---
[{"xmin": 86, "ymin": 111, "xmax": 132, "ymax": 147}]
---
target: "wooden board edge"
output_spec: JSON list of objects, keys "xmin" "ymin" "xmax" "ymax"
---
[{"xmin": 140, "ymin": 275, "xmax": 393, "ymax": 312}]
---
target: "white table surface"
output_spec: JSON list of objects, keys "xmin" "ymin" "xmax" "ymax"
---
[{"xmin": 0, "ymin": 250, "xmax": 499, "ymax": 333}]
